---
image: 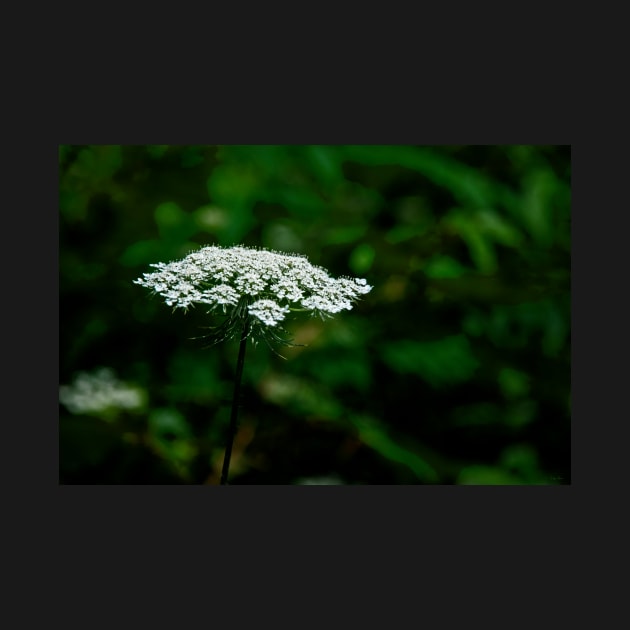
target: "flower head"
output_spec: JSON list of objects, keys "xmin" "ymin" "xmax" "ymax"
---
[
  {"xmin": 133, "ymin": 245, "xmax": 372, "ymax": 345},
  {"xmin": 59, "ymin": 368, "xmax": 146, "ymax": 417}
]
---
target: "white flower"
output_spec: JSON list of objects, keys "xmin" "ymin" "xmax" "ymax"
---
[
  {"xmin": 133, "ymin": 245, "xmax": 373, "ymax": 339},
  {"xmin": 248, "ymin": 299, "xmax": 290, "ymax": 327},
  {"xmin": 198, "ymin": 284, "xmax": 240, "ymax": 309},
  {"xmin": 59, "ymin": 368, "xmax": 145, "ymax": 416}
]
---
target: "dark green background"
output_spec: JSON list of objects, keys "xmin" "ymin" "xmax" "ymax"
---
[{"xmin": 59, "ymin": 145, "xmax": 570, "ymax": 484}]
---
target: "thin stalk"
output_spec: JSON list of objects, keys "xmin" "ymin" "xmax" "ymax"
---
[{"xmin": 220, "ymin": 316, "xmax": 250, "ymax": 485}]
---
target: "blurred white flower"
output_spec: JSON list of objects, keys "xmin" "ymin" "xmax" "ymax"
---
[
  {"xmin": 59, "ymin": 368, "xmax": 145, "ymax": 416},
  {"xmin": 133, "ymin": 245, "xmax": 372, "ymax": 345}
]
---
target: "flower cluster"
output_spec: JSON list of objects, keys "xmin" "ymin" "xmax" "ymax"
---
[
  {"xmin": 59, "ymin": 368, "xmax": 145, "ymax": 416},
  {"xmin": 133, "ymin": 245, "xmax": 372, "ymax": 342}
]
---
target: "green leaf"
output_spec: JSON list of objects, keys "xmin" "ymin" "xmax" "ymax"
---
[
  {"xmin": 303, "ymin": 145, "xmax": 344, "ymax": 189},
  {"xmin": 443, "ymin": 211, "xmax": 498, "ymax": 274},
  {"xmin": 119, "ymin": 239, "xmax": 165, "ymax": 267},
  {"xmin": 424, "ymin": 255, "xmax": 470, "ymax": 279},
  {"xmin": 381, "ymin": 335, "xmax": 480, "ymax": 387},
  {"xmin": 476, "ymin": 209, "xmax": 524, "ymax": 248},
  {"xmin": 146, "ymin": 145, "xmax": 169, "ymax": 159},
  {"xmin": 148, "ymin": 408, "xmax": 190, "ymax": 439},
  {"xmin": 349, "ymin": 243, "xmax": 375, "ymax": 274},
  {"xmin": 311, "ymin": 354, "xmax": 371, "ymax": 392},
  {"xmin": 339, "ymin": 145, "xmax": 521, "ymax": 213},
  {"xmin": 154, "ymin": 201, "xmax": 198, "ymax": 243},
  {"xmin": 457, "ymin": 465, "xmax": 522, "ymax": 485},
  {"xmin": 180, "ymin": 146, "xmax": 205, "ymax": 168},
  {"xmin": 384, "ymin": 225, "xmax": 428, "ymax": 244},
  {"xmin": 351, "ymin": 415, "xmax": 439, "ymax": 483},
  {"xmin": 325, "ymin": 225, "xmax": 367, "ymax": 245},
  {"xmin": 520, "ymin": 169, "xmax": 557, "ymax": 248},
  {"xmin": 498, "ymin": 368, "xmax": 530, "ymax": 399},
  {"xmin": 275, "ymin": 186, "xmax": 327, "ymax": 218}
]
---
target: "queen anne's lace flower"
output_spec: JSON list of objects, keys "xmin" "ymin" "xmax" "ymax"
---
[
  {"xmin": 59, "ymin": 368, "xmax": 145, "ymax": 416},
  {"xmin": 248, "ymin": 299, "xmax": 291, "ymax": 327},
  {"xmin": 134, "ymin": 245, "xmax": 372, "ymax": 343}
]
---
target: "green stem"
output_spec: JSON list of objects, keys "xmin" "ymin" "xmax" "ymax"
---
[{"xmin": 220, "ymin": 316, "xmax": 250, "ymax": 485}]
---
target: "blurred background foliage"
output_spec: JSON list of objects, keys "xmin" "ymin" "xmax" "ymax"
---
[{"xmin": 59, "ymin": 144, "xmax": 570, "ymax": 484}]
